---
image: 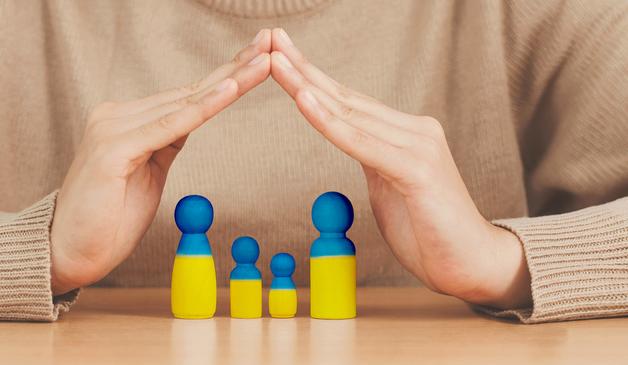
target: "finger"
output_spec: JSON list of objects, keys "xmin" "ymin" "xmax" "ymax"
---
[
  {"xmin": 139, "ymin": 53, "xmax": 271, "ymax": 165},
  {"xmin": 273, "ymin": 51, "xmax": 368, "ymax": 119},
  {"xmin": 272, "ymin": 51, "xmax": 417, "ymax": 148},
  {"xmin": 113, "ymin": 52, "xmax": 271, "ymax": 133},
  {"xmin": 272, "ymin": 29, "xmax": 423, "ymax": 134},
  {"xmin": 116, "ymin": 78, "xmax": 238, "ymax": 157},
  {"xmin": 146, "ymin": 48, "xmax": 270, "ymax": 172},
  {"xmin": 229, "ymin": 52, "xmax": 271, "ymax": 97},
  {"xmin": 110, "ymin": 29, "xmax": 271, "ymax": 116},
  {"xmin": 295, "ymin": 88, "xmax": 408, "ymax": 181},
  {"xmin": 121, "ymin": 48, "xmax": 270, "ymax": 157},
  {"xmin": 271, "ymin": 28, "xmax": 340, "ymax": 96}
]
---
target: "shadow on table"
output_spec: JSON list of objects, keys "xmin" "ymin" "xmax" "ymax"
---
[
  {"xmin": 77, "ymin": 302, "xmax": 471, "ymax": 321},
  {"xmin": 75, "ymin": 305, "xmax": 171, "ymax": 319},
  {"xmin": 357, "ymin": 302, "xmax": 474, "ymax": 321},
  {"xmin": 71, "ymin": 288, "xmax": 520, "ymax": 323}
]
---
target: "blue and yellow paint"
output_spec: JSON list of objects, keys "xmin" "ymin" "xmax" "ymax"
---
[
  {"xmin": 269, "ymin": 253, "xmax": 297, "ymax": 318},
  {"xmin": 171, "ymin": 195, "xmax": 217, "ymax": 319},
  {"xmin": 230, "ymin": 236, "xmax": 262, "ymax": 319},
  {"xmin": 310, "ymin": 192, "xmax": 357, "ymax": 319}
]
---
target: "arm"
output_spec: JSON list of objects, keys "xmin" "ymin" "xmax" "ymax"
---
[
  {"xmin": 484, "ymin": 199, "xmax": 628, "ymax": 323},
  {"xmin": 270, "ymin": 28, "xmax": 533, "ymax": 310},
  {"xmin": 480, "ymin": 0, "xmax": 628, "ymax": 323},
  {"xmin": 0, "ymin": 192, "xmax": 79, "ymax": 321},
  {"xmin": 1, "ymin": 29, "xmax": 272, "ymax": 321},
  {"xmin": 269, "ymin": 26, "xmax": 628, "ymax": 323}
]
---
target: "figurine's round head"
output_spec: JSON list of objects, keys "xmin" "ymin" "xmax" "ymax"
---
[
  {"xmin": 174, "ymin": 195, "xmax": 214, "ymax": 234},
  {"xmin": 311, "ymin": 191, "xmax": 354, "ymax": 233},
  {"xmin": 231, "ymin": 236, "xmax": 260, "ymax": 264},
  {"xmin": 270, "ymin": 253, "xmax": 295, "ymax": 277}
]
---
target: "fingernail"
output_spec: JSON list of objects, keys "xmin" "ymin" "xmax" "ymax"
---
[
  {"xmin": 278, "ymin": 28, "xmax": 293, "ymax": 46},
  {"xmin": 214, "ymin": 78, "xmax": 233, "ymax": 92},
  {"xmin": 250, "ymin": 30, "xmax": 264, "ymax": 45},
  {"xmin": 247, "ymin": 53, "xmax": 266, "ymax": 66},
  {"xmin": 301, "ymin": 90, "xmax": 318, "ymax": 106},
  {"xmin": 275, "ymin": 52, "xmax": 294, "ymax": 69}
]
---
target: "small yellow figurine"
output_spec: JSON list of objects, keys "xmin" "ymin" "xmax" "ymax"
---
[
  {"xmin": 171, "ymin": 195, "xmax": 217, "ymax": 319},
  {"xmin": 269, "ymin": 253, "xmax": 297, "ymax": 318},
  {"xmin": 310, "ymin": 192, "xmax": 357, "ymax": 319},
  {"xmin": 230, "ymin": 236, "xmax": 262, "ymax": 319}
]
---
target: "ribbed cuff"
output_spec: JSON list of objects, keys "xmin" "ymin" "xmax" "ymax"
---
[
  {"xmin": 197, "ymin": 0, "xmax": 333, "ymax": 18},
  {"xmin": 478, "ymin": 197, "xmax": 628, "ymax": 323},
  {"xmin": 0, "ymin": 191, "xmax": 79, "ymax": 321}
]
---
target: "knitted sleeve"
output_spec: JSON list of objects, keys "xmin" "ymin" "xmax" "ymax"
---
[
  {"xmin": 0, "ymin": 191, "xmax": 79, "ymax": 321},
  {"xmin": 481, "ymin": 0, "xmax": 628, "ymax": 323},
  {"xmin": 479, "ymin": 198, "xmax": 628, "ymax": 323}
]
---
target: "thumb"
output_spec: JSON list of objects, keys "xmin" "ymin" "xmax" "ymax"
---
[{"xmin": 150, "ymin": 134, "xmax": 189, "ymax": 174}]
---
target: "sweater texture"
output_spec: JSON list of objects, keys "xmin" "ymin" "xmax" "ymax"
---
[{"xmin": 1, "ymin": 0, "xmax": 627, "ymax": 322}]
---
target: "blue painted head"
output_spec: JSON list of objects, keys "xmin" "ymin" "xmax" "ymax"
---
[
  {"xmin": 270, "ymin": 253, "xmax": 295, "ymax": 277},
  {"xmin": 174, "ymin": 195, "xmax": 214, "ymax": 234},
  {"xmin": 311, "ymin": 191, "xmax": 354, "ymax": 233},
  {"xmin": 231, "ymin": 236, "xmax": 260, "ymax": 264}
]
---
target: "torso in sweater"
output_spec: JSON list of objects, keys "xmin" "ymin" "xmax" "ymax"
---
[{"xmin": 1, "ymin": 0, "xmax": 626, "ymax": 286}]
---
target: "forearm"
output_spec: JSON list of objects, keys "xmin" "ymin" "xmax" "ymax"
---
[
  {"xmin": 478, "ymin": 197, "xmax": 628, "ymax": 323},
  {"xmin": 0, "ymin": 191, "xmax": 79, "ymax": 321}
]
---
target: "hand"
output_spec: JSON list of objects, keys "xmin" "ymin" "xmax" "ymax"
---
[
  {"xmin": 270, "ymin": 28, "xmax": 532, "ymax": 309},
  {"xmin": 50, "ymin": 29, "xmax": 272, "ymax": 295}
]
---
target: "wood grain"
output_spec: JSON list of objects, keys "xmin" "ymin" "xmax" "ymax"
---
[{"xmin": 1, "ymin": 287, "xmax": 626, "ymax": 364}]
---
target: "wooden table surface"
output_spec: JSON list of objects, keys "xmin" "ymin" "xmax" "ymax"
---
[{"xmin": 1, "ymin": 287, "xmax": 626, "ymax": 365}]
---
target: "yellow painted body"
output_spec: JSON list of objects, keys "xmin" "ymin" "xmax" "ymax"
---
[
  {"xmin": 230, "ymin": 279, "xmax": 262, "ymax": 318},
  {"xmin": 171, "ymin": 255, "xmax": 216, "ymax": 319},
  {"xmin": 310, "ymin": 255, "xmax": 356, "ymax": 319},
  {"xmin": 269, "ymin": 289, "xmax": 297, "ymax": 318}
]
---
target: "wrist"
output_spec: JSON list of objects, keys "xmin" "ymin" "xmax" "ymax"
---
[
  {"xmin": 51, "ymin": 268, "xmax": 76, "ymax": 296},
  {"xmin": 50, "ymin": 242, "xmax": 77, "ymax": 295},
  {"xmin": 50, "ymin": 220, "xmax": 82, "ymax": 295},
  {"xmin": 470, "ymin": 223, "xmax": 532, "ymax": 309}
]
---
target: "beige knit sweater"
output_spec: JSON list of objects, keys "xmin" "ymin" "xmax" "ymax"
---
[{"xmin": 1, "ymin": 0, "xmax": 627, "ymax": 323}]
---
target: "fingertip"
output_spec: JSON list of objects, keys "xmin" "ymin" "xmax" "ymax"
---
[
  {"xmin": 270, "ymin": 50, "xmax": 281, "ymax": 64},
  {"xmin": 199, "ymin": 78, "xmax": 237, "ymax": 104},
  {"xmin": 294, "ymin": 88, "xmax": 334, "ymax": 138},
  {"xmin": 229, "ymin": 52, "xmax": 272, "ymax": 97},
  {"xmin": 246, "ymin": 51, "xmax": 269, "ymax": 67},
  {"xmin": 295, "ymin": 87, "xmax": 313, "ymax": 105},
  {"xmin": 271, "ymin": 28, "xmax": 283, "ymax": 40},
  {"xmin": 226, "ymin": 77, "xmax": 239, "ymax": 92},
  {"xmin": 296, "ymin": 88, "xmax": 324, "ymax": 119},
  {"xmin": 271, "ymin": 28, "xmax": 293, "ymax": 51},
  {"xmin": 270, "ymin": 51, "xmax": 284, "ymax": 78},
  {"xmin": 271, "ymin": 51, "xmax": 293, "ymax": 70},
  {"xmin": 253, "ymin": 52, "xmax": 272, "ymax": 79},
  {"xmin": 258, "ymin": 28, "xmax": 272, "ymax": 53},
  {"xmin": 270, "ymin": 50, "xmax": 280, "ymax": 66},
  {"xmin": 247, "ymin": 52, "xmax": 271, "ymax": 78}
]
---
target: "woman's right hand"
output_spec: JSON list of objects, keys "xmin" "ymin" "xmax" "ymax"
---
[
  {"xmin": 270, "ymin": 28, "xmax": 531, "ymax": 309},
  {"xmin": 49, "ymin": 29, "xmax": 272, "ymax": 295}
]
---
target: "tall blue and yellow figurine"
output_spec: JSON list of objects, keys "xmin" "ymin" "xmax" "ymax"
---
[
  {"xmin": 230, "ymin": 236, "xmax": 262, "ymax": 318},
  {"xmin": 171, "ymin": 195, "xmax": 217, "ymax": 319},
  {"xmin": 310, "ymin": 191, "xmax": 356, "ymax": 319},
  {"xmin": 269, "ymin": 253, "xmax": 297, "ymax": 318}
]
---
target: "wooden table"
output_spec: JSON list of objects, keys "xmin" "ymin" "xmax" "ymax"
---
[{"xmin": 1, "ymin": 288, "xmax": 626, "ymax": 365}]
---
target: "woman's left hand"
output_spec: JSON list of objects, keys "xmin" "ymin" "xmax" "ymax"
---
[{"xmin": 270, "ymin": 28, "xmax": 531, "ymax": 309}]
